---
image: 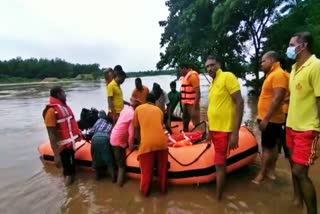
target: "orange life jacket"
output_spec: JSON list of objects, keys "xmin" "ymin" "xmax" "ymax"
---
[
  {"xmin": 181, "ymin": 70, "xmax": 199, "ymax": 105},
  {"xmin": 43, "ymin": 97, "xmax": 81, "ymax": 150}
]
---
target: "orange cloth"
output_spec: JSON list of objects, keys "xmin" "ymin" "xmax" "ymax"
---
[
  {"xmin": 131, "ymin": 85, "xmax": 149, "ymax": 104},
  {"xmin": 188, "ymin": 71, "xmax": 200, "ymax": 88},
  {"xmin": 44, "ymin": 107, "xmax": 57, "ymax": 127},
  {"xmin": 282, "ymin": 71, "xmax": 290, "ymax": 114},
  {"xmin": 134, "ymin": 103, "xmax": 167, "ymax": 156},
  {"xmin": 257, "ymin": 62, "xmax": 288, "ymax": 123},
  {"xmin": 44, "ymin": 107, "xmax": 63, "ymax": 142}
]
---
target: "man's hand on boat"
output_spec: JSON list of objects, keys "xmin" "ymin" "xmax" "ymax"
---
[{"xmin": 228, "ymin": 132, "xmax": 239, "ymax": 151}]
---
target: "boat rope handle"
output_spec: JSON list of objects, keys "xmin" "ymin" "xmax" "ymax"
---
[
  {"xmin": 75, "ymin": 140, "xmax": 91, "ymax": 152},
  {"xmin": 168, "ymin": 143, "xmax": 211, "ymax": 167}
]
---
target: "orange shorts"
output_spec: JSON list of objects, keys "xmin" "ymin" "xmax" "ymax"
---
[
  {"xmin": 210, "ymin": 131, "xmax": 230, "ymax": 165},
  {"xmin": 286, "ymin": 127, "xmax": 319, "ymax": 166}
]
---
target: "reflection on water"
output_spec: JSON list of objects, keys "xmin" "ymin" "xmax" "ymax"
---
[{"xmin": 0, "ymin": 75, "xmax": 318, "ymax": 214}]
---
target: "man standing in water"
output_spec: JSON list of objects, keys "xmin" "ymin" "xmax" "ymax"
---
[
  {"xmin": 252, "ymin": 51, "xmax": 288, "ymax": 184},
  {"xmin": 285, "ymin": 32, "xmax": 320, "ymax": 214},
  {"xmin": 180, "ymin": 63, "xmax": 201, "ymax": 131},
  {"xmin": 206, "ymin": 55, "xmax": 244, "ymax": 200},
  {"xmin": 107, "ymin": 67, "xmax": 128, "ymax": 124},
  {"xmin": 134, "ymin": 93, "xmax": 168, "ymax": 196},
  {"xmin": 43, "ymin": 86, "xmax": 82, "ymax": 185}
]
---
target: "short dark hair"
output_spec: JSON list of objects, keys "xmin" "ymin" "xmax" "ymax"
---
[
  {"xmin": 294, "ymin": 31, "xmax": 313, "ymax": 53},
  {"xmin": 116, "ymin": 69, "xmax": 127, "ymax": 79},
  {"xmin": 206, "ymin": 55, "xmax": 224, "ymax": 68},
  {"xmin": 114, "ymin": 65, "xmax": 123, "ymax": 72},
  {"xmin": 50, "ymin": 86, "xmax": 64, "ymax": 98},
  {"xmin": 135, "ymin": 77, "xmax": 142, "ymax": 83},
  {"xmin": 264, "ymin": 51, "xmax": 280, "ymax": 62},
  {"xmin": 146, "ymin": 93, "xmax": 156, "ymax": 103},
  {"xmin": 170, "ymin": 81, "xmax": 176, "ymax": 87},
  {"xmin": 180, "ymin": 63, "xmax": 190, "ymax": 69}
]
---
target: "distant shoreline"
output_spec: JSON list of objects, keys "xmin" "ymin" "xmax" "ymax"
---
[{"xmin": 0, "ymin": 79, "xmax": 86, "ymax": 87}]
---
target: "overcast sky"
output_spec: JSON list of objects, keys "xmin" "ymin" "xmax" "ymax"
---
[{"xmin": 0, "ymin": 0, "xmax": 169, "ymax": 71}]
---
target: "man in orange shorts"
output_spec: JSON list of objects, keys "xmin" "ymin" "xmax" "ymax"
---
[
  {"xmin": 285, "ymin": 32, "xmax": 320, "ymax": 214},
  {"xmin": 206, "ymin": 55, "xmax": 244, "ymax": 200}
]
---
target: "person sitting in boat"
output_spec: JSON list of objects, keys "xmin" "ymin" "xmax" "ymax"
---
[
  {"xmin": 110, "ymin": 97, "xmax": 141, "ymax": 187},
  {"xmin": 85, "ymin": 110, "xmax": 114, "ymax": 181},
  {"xmin": 43, "ymin": 86, "xmax": 82, "ymax": 186},
  {"xmin": 151, "ymin": 83, "xmax": 172, "ymax": 133},
  {"xmin": 134, "ymin": 93, "xmax": 168, "ymax": 197}
]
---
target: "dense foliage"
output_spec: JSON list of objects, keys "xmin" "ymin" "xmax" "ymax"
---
[
  {"xmin": 0, "ymin": 57, "xmax": 100, "ymax": 81},
  {"xmin": 158, "ymin": 0, "xmax": 319, "ymax": 94}
]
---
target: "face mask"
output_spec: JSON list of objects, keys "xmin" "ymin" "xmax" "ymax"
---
[
  {"xmin": 286, "ymin": 46, "xmax": 297, "ymax": 59},
  {"xmin": 286, "ymin": 44, "xmax": 302, "ymax": 59}
]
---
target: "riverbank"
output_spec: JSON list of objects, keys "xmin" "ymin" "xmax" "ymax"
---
[{"xmin": 0, "ymin": 79, "xmax": 98, "ymax": 87}]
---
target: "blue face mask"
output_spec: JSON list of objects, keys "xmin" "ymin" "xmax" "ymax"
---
[{"xmin": 286, "ymin": 44, "xmax": 303, "ymax": 59}]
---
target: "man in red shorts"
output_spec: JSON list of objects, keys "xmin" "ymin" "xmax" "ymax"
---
[
  {"xmin": 206, "ymin": 55, "xmax": 244, "ymax": 200},
  {"xmin": 286, "ymin": 32, "xmax": 320, "ymax": 214}
]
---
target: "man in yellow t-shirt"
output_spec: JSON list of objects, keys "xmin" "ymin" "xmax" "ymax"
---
[
  {"xmin": 252, "ymin": 51, "xmax": 288, "ymax": 184},
  {"xmin": 107, "ymin": 66, "xmax": 129, "ymax": 124},
  {"xmin": 285, "ymin": 32, "xmax": 320, "ymax": 213},
  {"xmin": 206, "ymin": 55, "xmax": 244, "ymax": 200},
  {"xmin": 134, "ymin": 93, "xmax": 168, "ymax": 197}
]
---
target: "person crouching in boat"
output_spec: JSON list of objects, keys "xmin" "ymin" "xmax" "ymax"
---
[
  {"xmin": 134, "ymin": 93, "xmax": 168, "ymax": 197},
  {"xmin": 43, "ymin": 86, "xmax": 82, "ymax": 186},
  {"xmin": 110, "ymin": 97, "xmax": 141, "ymax": 187},
  {"xmin": 205, "ymin": 56, "xmax": 244, "ymax": 200},
  {"xmin": 85, "ymin": 110, "xmax": 114, "ymax": 181}
]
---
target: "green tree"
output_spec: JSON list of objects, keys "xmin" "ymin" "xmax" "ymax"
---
[
  {"xmin": 158, "ymin": 0, "xmax": 246, "ymax": 77},
  {"xmin": 211, "ymin": 0, "xmax": 296, "ymax": 92},
  {"xmin": 264, "ymin": 0, "xmax": 320, "ymax": 71}
]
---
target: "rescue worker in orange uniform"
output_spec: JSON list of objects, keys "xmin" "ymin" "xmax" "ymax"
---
[{"xmin": 43, "ymin": 86, "xmax": 82, "ymax": 185}]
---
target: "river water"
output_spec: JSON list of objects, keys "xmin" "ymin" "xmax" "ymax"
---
[{"xmin": 0, "ymin": 75, "xmax": 319, "ymax": 214}]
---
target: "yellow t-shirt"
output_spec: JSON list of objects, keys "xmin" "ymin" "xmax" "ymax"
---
[
  {"xmin": 134, "ymin": 103, "xmax": 167, "ymax": 156},
  {"xmin": 287, "ymin": 55, "xmax": 320, "ymax": 131},
  {"xmin": 131, "ymin": 85, "xmax": 149, "ymax": 104},
  {"xmin": 107, "ymin": 79, "xmax": 124, "ymax": 113},
  {"xmin": 257, "ymin": 62, "xmax": 288, "ymax": 123},
  {"xmin": 207, "ymin": 69, "xmax": 241, "ymax": 132}
]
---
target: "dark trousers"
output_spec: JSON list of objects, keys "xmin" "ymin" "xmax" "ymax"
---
[{"xmin": 60, "ymin": 148, "xmax": 75, "ymax": 176}]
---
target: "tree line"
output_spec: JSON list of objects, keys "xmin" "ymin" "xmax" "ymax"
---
[
  {"xmin": 0, "ymin": 57, "xmax": 177, "ymax": 83},
  {"xmin": 158, "ymin": 0, "xmax": 320, "ymax": 94},
  {"xmin": 0, "ymin": 57, "xmax": 100, "ymax": 82}
]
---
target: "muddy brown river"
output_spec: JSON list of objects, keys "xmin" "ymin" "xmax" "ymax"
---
[{"xmin": 0, "ymin": 75, "xmax": 319, "ymax": 214}]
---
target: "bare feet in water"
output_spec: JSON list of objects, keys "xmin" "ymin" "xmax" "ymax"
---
[{"xmin": 252, "ymin": 173, "xmax": 264, "ymax": 185}]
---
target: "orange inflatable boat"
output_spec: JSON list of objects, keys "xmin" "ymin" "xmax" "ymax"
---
[{"xmin": 38, "ymin": 121, "xmax": 258, "ymax": 185}]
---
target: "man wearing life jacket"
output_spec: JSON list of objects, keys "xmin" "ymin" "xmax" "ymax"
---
[
  {"xmin": 180, "ymin": 63, "xmax": 201, "ymax": 131},
  {"xmin": 43, "ymin": 86, "xmax": 82, "ymax": 185}
]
